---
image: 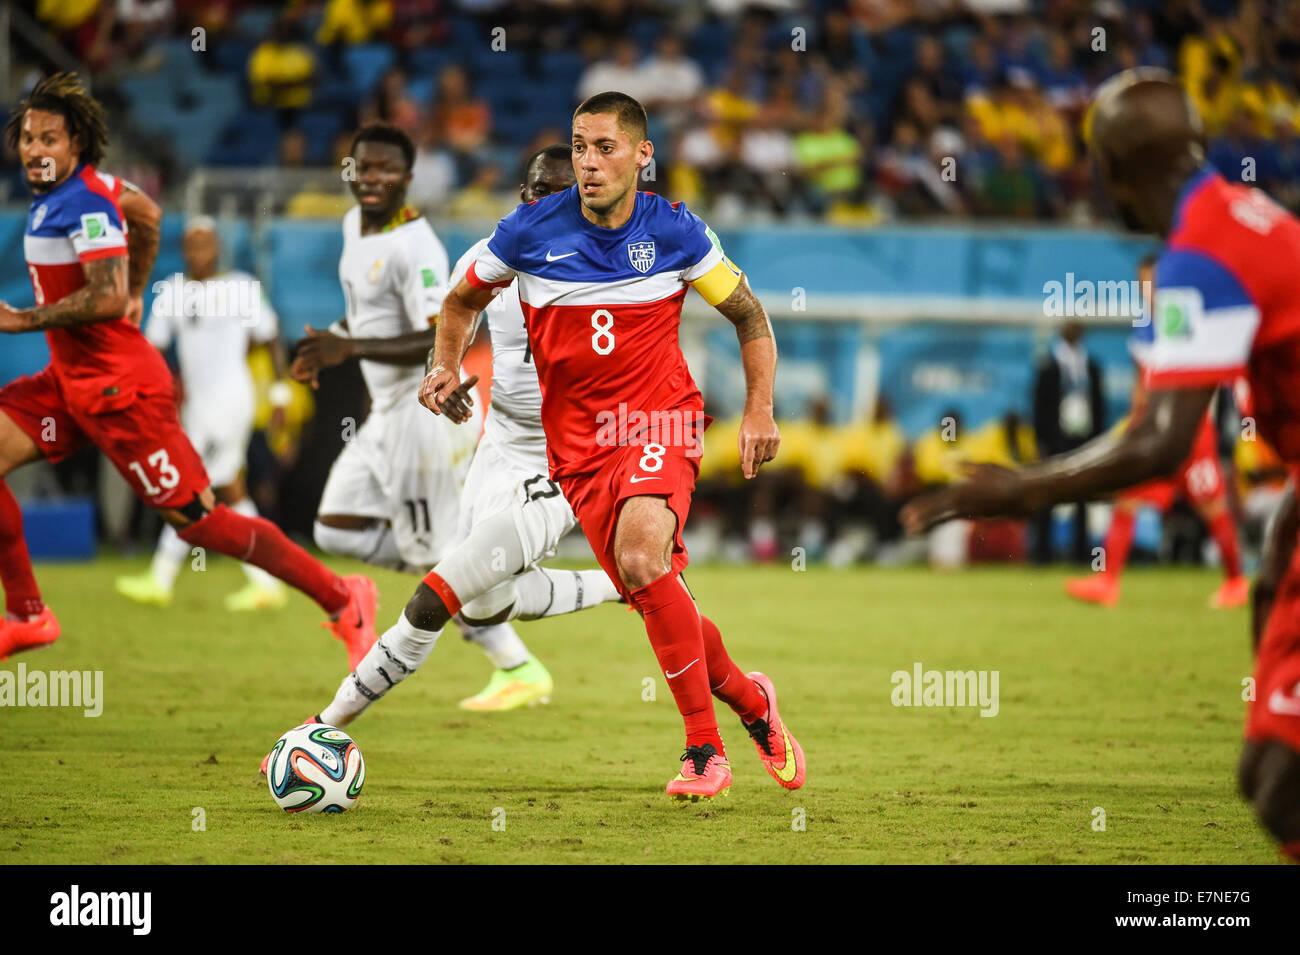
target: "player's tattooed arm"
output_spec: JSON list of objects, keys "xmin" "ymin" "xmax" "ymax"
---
[
  {"xmin": 715, "ymin": 276, "xmax": 780, "ymax": 479},
  {"xmin": 0, "ymin": 256, "xmax": 128, "ymax": 332},
  {"xmin": 120, "ymin": 182, "xmax": 161, "ymax": 325}
]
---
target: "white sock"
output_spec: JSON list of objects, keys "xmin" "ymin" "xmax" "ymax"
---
[
  {"xmin": 232, "ymin": 498, "xmax": 284, "ymax": 590},
  {"xmin": 320, "ymin": 613, "xmax": 442, "ymax": 725},
  {"xmin": 513, "ymin": 567, "xmax": 621, "ymax": 620},
  {"xmin": 151, "ymin": 524, "xmax": 190, "ymax": 591},
  {"xmin": 457, "ymin": 617, "xmax": 531, "ymax": 670}
]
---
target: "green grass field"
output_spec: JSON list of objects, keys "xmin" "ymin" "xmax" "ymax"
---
[{"xmin": 1, "ymin": 554, "xmax": 1281, "ymax": 864}]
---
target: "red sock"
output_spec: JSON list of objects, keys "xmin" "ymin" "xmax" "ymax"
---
[
  {"xmin": 1283, "ymin": 841, "xmax": 1300, "ymax": 864},
  {"xmin": 179, "ymin": 505, "xmax": 349, "ymax": 615},
  {"xmin": 630, "ymin": 572, "xmax": 721, "ymax": 753},
  {"xmin": 1103, "ymin": 508, "xmax": 1136, "ymax": 578},
  {"xmin": 700, "ymin": 615, "xmax": 766, "ymax": 723},
  {"xmin": 1207, "ymin": 511, "xmax": 1243, "ymax": 578},
  {"xmin": 0, "ymin": 481, "xmax": 42, "ymax": 619}
]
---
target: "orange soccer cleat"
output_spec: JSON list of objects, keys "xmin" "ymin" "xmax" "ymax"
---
[
  {"xmin": 666, "ymin": 744, "xmax": 732, "ymax": 802},
  {"xmin": 742, "ymin": 671, "xmax": 807, "ymax": 790},
  {"xmin": 1064, "ymin": 574, "xmax": 1120, "ymax": 607},
  {"xmin": 1211, "ymin": 575, "xmax": 1250, "ymax": 609},
  {"xmin": 324, "ymin": 575, "xmax": 378, "ymax": 670},
  {"xmin": 0, "ymin": 606, "xmax": 60, "ymax": 660}
]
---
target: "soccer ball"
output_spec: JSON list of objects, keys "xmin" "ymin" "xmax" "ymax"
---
[{"xmin": 266, "ymin": 723, "xmax": 365, "ymax": 813}]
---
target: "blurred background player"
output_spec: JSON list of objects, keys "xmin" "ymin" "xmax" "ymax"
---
[
  {"xmin": 1064, "ymin": 254, "xmax": 1247, "ymax": 609},
  {"xmin": 0, "ymin": 73, "xmax": 376, "ymax": 666},
  {"xmin": 422, "ymin": 92, "xmax": 806, "ymax": 800},
  {"xmin": 115, "ymin": 216, "xmax": 293, "ymax": 611},
  {"xmin": 902, "ymin": 68, "xmax": 1300, "ymax": 861},
  {"xmin": 287, "ymin": 121, "xmax": 552, "ymax": 699}
]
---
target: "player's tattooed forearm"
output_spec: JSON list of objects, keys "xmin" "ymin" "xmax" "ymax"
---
[
  {"xmin": 125, "ymin": 211, "xmax": 159, "ymax": 297},
  {"xmin": 25, "ymin": 257, "xmax": 128, "ymax": 329},
  {"xmin": 716, "ymin": 276, "xmax": 773, "ymax": 344}
]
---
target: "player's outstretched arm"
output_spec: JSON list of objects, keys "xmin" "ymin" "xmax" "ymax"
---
[
  {"xmin": 714, "ymin": 275, "xmax": 780, "ymax": 479},
  {"xmin": 120, "ymin": 182, "xmax": 161, "ymax": 325},
  {"xmin": 418, "ymin": 277, "xmax": 494, "ymax": 423},
  {"xmin": 900, "ymin": 385, "xmax": 1215, "ymax": 533},
  {"xmin": 0, "ymin": 256, "xmax": 128, "ymax": 332}
]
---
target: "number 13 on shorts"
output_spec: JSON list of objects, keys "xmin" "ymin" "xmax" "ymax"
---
[{"xmin": 127, "ymin": 448, "xmax": 181, "ymax": 498}]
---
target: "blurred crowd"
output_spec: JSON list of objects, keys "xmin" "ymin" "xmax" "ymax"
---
[{"xmin": 9, "ymin": 0, "xmax": 1300, "ymax": 222}]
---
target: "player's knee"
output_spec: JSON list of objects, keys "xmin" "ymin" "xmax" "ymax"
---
[
  {"xmin": 615, "ymin": 547, "xmax": 668, "ymax": 591},
  {"xmin": 1239, "ymin": 738, "xmax": 1300, "ymax": 845},
  {"xmin": 403, "ymin": 582, "xmax": 453, "ymax": 633}
]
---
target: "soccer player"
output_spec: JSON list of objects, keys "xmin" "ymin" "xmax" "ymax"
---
[
  {"xmin": 422, "ymin": 92, "xmax": 807, "ymax": 800},
  {"xmin": 115, "ymin": 216, "xmax": 291, "ymax": 611},
  {"xmin": 261, "ymin": 146, "xmax": 625, "ymax": 746},
  {"xmin": 0, "ymin": 73, "xmax": 377, "ymax": 666},
  {"xmin": 288, "ymin": 123, "xmax": 580, "ymax": 703},
  {"xmin": 1064, "ymin": 256, "xmax": 1248, "ymax": 609},
  {"xmin": 901, "ymin": 68, "xmax": 1300, "ymax": 860}
]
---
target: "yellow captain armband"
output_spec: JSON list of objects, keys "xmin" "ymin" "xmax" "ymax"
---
[{"xmin": 689, "ymin": 256, "xmax": 743, "ymax": 307}]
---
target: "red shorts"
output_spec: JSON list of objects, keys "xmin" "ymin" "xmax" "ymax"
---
[
  {"xmin": 1247, "ymin": 542, "xmax": 1300, "ymax": 749},
  {"xmin": 1123, "ymin": 417, "xmax": 1224, "ymax": 510},
  {"xmin": 558, "ymin": 439, "xmax": 703, "ymax": 601},
  {"xmin": 0, "ymin": 366, "xmax": 210, "ymax": 509}
]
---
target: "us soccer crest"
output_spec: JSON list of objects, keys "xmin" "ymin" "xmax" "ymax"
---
[
  {"xmin": 31, "ymin": 204, "xmax": 47, "ymax": 231},
  {"xmin": 627, "ymin": 241, "xmax": 655, "ymax": 273}
]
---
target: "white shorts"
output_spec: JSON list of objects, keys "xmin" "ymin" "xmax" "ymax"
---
[
  {"xmin": 182, "ymin": 400, "xmax": 252, "ymax": 489},
  {"xmin": 318, "ymin": 397, "xmax": 481, "ymax": 567},
  {"xmin": 457, "ymin": 428, "xmax": 576, "ymax": 570}
]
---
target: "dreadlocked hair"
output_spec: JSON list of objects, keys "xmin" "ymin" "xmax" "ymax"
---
[{"xmin": 5, "ymin": 72, "xmax": 109, "ymax": 167}]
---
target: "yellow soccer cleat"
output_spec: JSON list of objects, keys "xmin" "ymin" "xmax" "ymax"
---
[
  {"xmin": 459, "ymin": 658, "xmax": 553, "ymax": 711},
  {"xmin": 225, "ymin": 580, "xmax": 289, "ymax": 612},
  {"xmin": 115, "ymin": 571, "xmax": 173, "ymax": 607}
]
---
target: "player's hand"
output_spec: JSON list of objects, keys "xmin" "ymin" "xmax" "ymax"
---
[
  {"xmin": 0, "ymin": 302, "xmax": 25, "ymax": 333},
  {"xmin": 438, "ymin": 374, "xmax": 479, "ymax": 424},
  {"xmin": 295, "ymin": 324, "xmax": 356, "ymax": 371},
  {"xmin": 419, "ymin": 364, "xmax": 472, "ymax": 422},
  {"xmin": 738, "ymin": 407, "xmax": 780, "ymax": 479},
  {"xmin": 900, "ymin": 462, "xmax": 1028, "ymax": 534}
]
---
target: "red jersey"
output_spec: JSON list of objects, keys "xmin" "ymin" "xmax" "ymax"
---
[
  {"xmin": 464, "ymin": 186, "xmax": 741, "ymax": 479},
  {"xmin": 1134, "ymin": 168, "xmax": 1300, "ymax": 466},
  {"xmin": 23, "ymin": 164, "xmax": 170, "ymax": 414}
]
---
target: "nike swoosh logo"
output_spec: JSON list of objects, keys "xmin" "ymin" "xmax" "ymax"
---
[
  {"xmin": 1268, "ymin": 687, "xmax": 1300, "ymax": 716},
  {"xmin": 774, "ymin": 725, "xmax": 799, "ymax": 783},
  {"xmin": 545, "ymin": 250, "xmax": 578, "ymax": 261},
  {"xmin": 665, "ymin": 659, "xmax": 699, "ymax": 679},
  {"xmin": 629, "ymin": 475, "xmax": 659, "ymax": 483}
]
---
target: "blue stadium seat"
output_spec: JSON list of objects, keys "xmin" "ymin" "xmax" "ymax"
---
[
  {"xmin": 207, "ymin": 111, "xmax": 281, "ymax": 167},
  {"xmin": 295, "ymin": 109, "xmax": 346, "ymax": 165},
  {"xmin": 343, "ymin": 44, "xmax": 395, "ymax": 97},
  {"xmin": 264, "ymin": 222, "xmax": 346, "ymax": 340},
  {"xmin": 407, "ymin": 46, "xmax": 453, "ymax": 79},
  {"xmin": 233, "ymin": 6, "xmax": 278, "ymax": 40}
]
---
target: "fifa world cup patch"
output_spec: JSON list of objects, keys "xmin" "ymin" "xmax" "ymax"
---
[
  {"xmin": 80, "ymin": 212, "xmax": 109, "ymax": 241},
  {"xmin": 627, "ymin": 240, "xmax": 656, "ymax": 273},
  {"xmin": 1153, "ymin": 287, "xmax": 1201, "ymax": 341},
  {"xmin": 421, "ymin": 267, "xmax": 437, "ymax": 288}
]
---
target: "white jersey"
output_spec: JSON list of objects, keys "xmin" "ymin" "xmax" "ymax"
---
[
  {"xmin": 144, "ymin": 269, "xmax": 277, "ymax": 415},
  {"xmin": 451, "ymin": 236, "xmax": 547, "ymax": 473},
  {"xmin": 338, "ymin": 206, "xmax": 451, "ymax": 412}
]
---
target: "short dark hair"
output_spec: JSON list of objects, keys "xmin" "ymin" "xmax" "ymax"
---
[
  {"xmin": 5, "ymin": 72, "xmax": 109, "ymax": 167},
  {"xmin": 573, "ymin": 91, "xmax": 648, "ymax": 144},
  {"xmin": 349, "ymin": 122, "xmax": 415, "ymax": 170},
  {"xmin": 520, "ymin": 143, "xmax": 572, "ymax": 181}
]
